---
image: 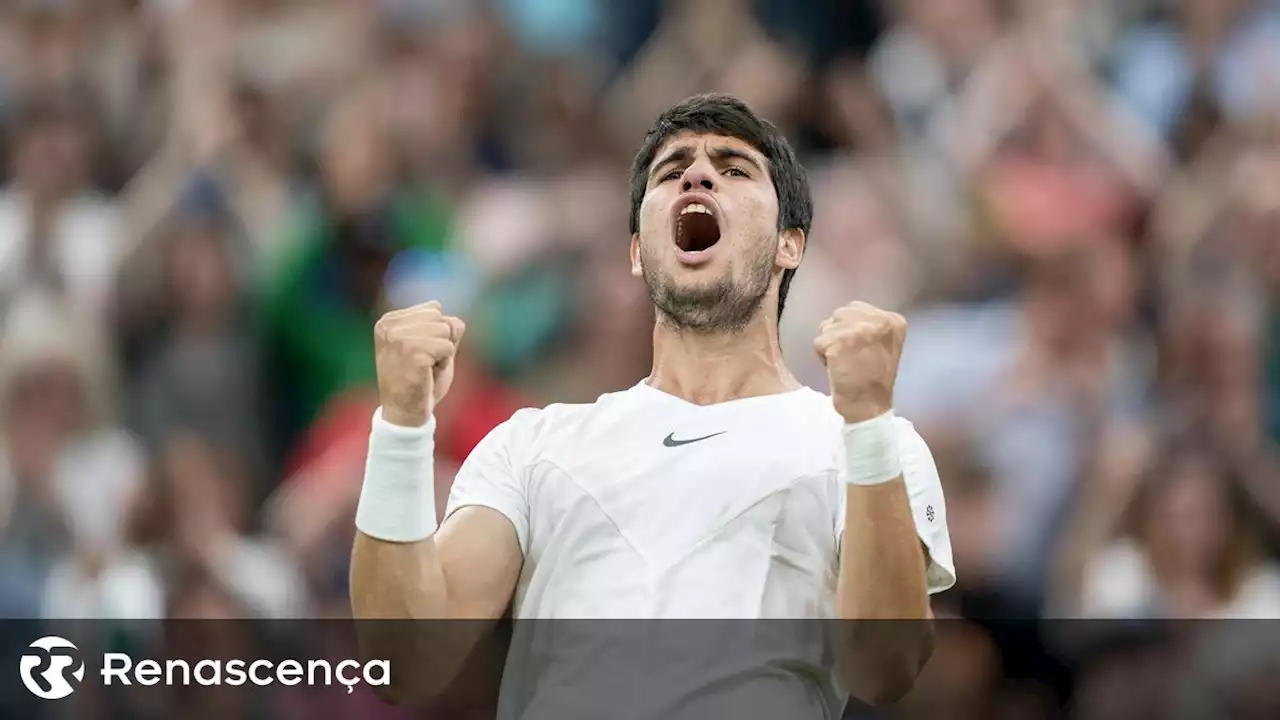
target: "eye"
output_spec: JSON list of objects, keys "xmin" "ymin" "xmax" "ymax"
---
[
  {"xmin": 725, "ymin": 167, "xmax": 749, "ymax": 178},
  {"xmin": 660, "ymin": 169, "xmax": 681, "ymax": 182}
]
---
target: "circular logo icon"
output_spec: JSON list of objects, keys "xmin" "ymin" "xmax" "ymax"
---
[{"xmin": 19, "ymin": 636, "xmax": 85, "ymax": 700}]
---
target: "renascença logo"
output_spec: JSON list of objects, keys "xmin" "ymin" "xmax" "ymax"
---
[
  {"xmin": 20, "ymin": 636, "xmax": 85, "ymax": 700},
  {"xmin": 18, "ymin": 635, "xmax": 390, "ymax": 700}
]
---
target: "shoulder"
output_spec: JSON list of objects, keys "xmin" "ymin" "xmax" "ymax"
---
[
  {"xmin": 495, "ymin": 401, "xmax": 593, "ymax": 438},
  {"xmin": 480, "ymin": 388, "xmax": 635, "ymax": 457}
]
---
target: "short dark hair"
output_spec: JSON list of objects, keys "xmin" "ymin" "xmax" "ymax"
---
[{"xmin": 628, "ymin": 94, "xmax": 813, "ymax": 322}]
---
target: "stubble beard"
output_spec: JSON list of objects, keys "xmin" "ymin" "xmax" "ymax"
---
[{"xmin": 641, "ymin": 237, "xmax": 776, "ymax": 335}]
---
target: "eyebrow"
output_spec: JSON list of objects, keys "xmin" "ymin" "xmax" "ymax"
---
[
  {"xmin": 648, "ymin": 144, "xmax": 766, "ymax": 182},
  {"xmin": 649, "ymin": 146, "xmax": 693, "ymax": 181},
  {"xmin": 707, "ymin": 146, "xmax": 764, "ymax": 174}
]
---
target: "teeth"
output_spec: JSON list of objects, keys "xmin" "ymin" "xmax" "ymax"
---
[{"xmin": 680, "ymin": 203, "xmax": 711, "ymax": 216}]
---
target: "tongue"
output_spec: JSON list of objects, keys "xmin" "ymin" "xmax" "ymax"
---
[{"xmin": 680, "ymin": 212, "xmax": 720, "ymax": 252}]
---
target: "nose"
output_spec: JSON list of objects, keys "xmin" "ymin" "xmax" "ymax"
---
[{"xmin": 680, "ymin": 161, "xmax": 716, "ymax": 193}]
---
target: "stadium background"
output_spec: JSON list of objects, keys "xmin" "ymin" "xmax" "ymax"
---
[{"xmin": 1, "ymin": 0, "xmax": 1279, "ymax": 717}]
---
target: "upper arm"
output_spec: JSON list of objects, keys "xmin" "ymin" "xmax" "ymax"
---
[
  {"xmin": 433, "ymin": 506, "xmax": 523, "ymax": 619},
  {"xmin": 834, "ymin": 417, "xmax": 957, "ymax": 595},
  {"xmin": 437, "ymin": 409, "xmax": 537, "ymax": 617}
]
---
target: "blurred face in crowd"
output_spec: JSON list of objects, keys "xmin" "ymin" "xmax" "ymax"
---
[
  {"xmin": 164, "ymin": 222, "xmax": 238, "ymax": 325},
  {"xmin": 2, "ymin": 361, "xmax": 87, "ymax": 480},
  {"xmin": 321, "ymin": 102, "xmax": 392, "ymax": 215},
  {"xmin": 13, "ymin": 115, "xmax": 90, "ymax": 200},
  {"xmin": 4, "ymin": 363, "xmax": 85, "ymax": 439},
  {"xmin": 18, "ymin": 7, "xmax": 82, "ymax": 90},
  {"xmin": 1025, "ymin": 240, "xmax": 1136, "ymax": 356},
  {"xmin": 632, "ymin": 132, "xmax": 798, "ymax": 333}
]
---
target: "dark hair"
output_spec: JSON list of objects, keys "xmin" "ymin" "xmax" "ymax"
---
[
  {"xmin": 1122, "ymin": 436, "xmax": 1263, "ymax": 600},
  {"xmin": 628, "ymin": 94, "xmax": 813, "ymax": 321}
]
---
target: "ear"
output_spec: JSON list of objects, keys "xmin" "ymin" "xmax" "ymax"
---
[
  {"xmin": 776, "ymin": 228, "xmax": 805, "ymax": 270},
  {"xmin": 630, "ymin": 234, "xmax": 643, "ymax": 277}
]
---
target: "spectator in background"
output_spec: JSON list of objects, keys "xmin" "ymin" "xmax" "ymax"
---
[
  {"xmin": 1076, "ymin": 441, "xmax": 1280, "ymax": 618},
  {"xmin": 1113, "ymin": 0, "xmax": 1280, "ymax": 141},
  {"xmin": 0, "ymin": 290, "xmax": 148, "ymax": 618},
  {"xmin": 0, "ymin": 1, "xmax": 86, "ymax": 101},
  {"xmin": 887, "ymin": 617, "xmax": 1003, "ymax": 720},
  {"xmin": 136, "ymin": 432, "xmax": 308, "ymax": 620},
  {"xmin": 123, "ymin": 188, "xmax": 271, "ymax": 503},
  {"xmin": 258, "ymin": 94, "xmax": 455, "ymax": 453},
  {"xmin": 897, "ymin": 239, "xmax": 1150, "ymax": 616},
  {"xmin": 604, "ymin": 0, "xmax": 805, "ymax": 146},
  {"xmin": 0, "ymin": 93, "xmax": 125, "ymax": 321},
  {"xmin": 125, "ymin": 79, "xmax": 297, "ymax": 270},
  {"xmin": 0, "ymin": 5, "xmax": 1275, "ymax": 714},
  {"xmin": 1149, "ymin": 145, "xmax": 1276, "ymax": 455},
  {"xmin": 780, "ymin": 157, "xmax": 921, "ymax": 391},
  {"xmin": 867, "ymin": 0, "xmax": 1005, "ymax": 144},
  {"xmin": 513, "ymin": 245, "xmax": 653, "ymax": 406}
]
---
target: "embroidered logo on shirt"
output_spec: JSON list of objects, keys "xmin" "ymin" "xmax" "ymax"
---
[
  {"xmin": 662, "ymin": 431, "xmax": 726, "ymax": 448},
  {"xmin": 926, "ymin": 505, "xmax": 935, "ymax": 523}
]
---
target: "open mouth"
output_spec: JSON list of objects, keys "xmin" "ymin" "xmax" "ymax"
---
[{"xmin": 675, "ymin": 202, "xmax": 721, "ymax": 254}]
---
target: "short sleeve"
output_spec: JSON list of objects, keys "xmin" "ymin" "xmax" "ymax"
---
[
  {"xmin": 895, "ymin": 418, "xmax": 957, "ymax": 595},
  {"xmin": 836, "ymin": 417, "xmax": 957, "ymax": 595},
  {"xmin": 444, "ymin": 409, "xmax": 534, "ymax": 555}
]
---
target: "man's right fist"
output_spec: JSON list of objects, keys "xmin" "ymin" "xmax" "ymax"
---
[{"xmin": 374, "ymin": 301, "xmax": 466, "ymax": 427}]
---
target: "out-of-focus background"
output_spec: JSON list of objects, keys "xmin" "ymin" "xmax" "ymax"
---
[{"xmin": 1, "ymin": 0, "xmax": 1280, "ymax": 715}]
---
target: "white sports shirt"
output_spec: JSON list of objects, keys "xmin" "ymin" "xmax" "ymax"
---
[{"xmin": 441, "ymin": 381, "xmax": 955, "ymax": 720}]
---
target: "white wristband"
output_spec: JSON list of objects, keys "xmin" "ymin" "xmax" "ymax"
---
[
  {"xmin": 355, "ymin": 408, "xmax": 439, "ymax": 542},
  {"xmin": 842, "ymin": 411, "xmax": 902, "ymax": 486}
]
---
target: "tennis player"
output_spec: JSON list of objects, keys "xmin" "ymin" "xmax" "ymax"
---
[{"xmin": 351, "ymin": 94, "xmax": 955, "ymax": 718}]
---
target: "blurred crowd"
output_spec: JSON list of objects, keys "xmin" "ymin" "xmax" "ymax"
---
[{"xmin": 1, "ymin": 0, "xmax": 1280, "ymax": 716}]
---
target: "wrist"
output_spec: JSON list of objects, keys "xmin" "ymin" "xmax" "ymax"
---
[
  {"xmin": 833, "ymin": 396, "xmax": 892, "ymax": 425},
  {"xmin": 842, "ymin": 410, "xmax": 902, "ymax": 486},
  {"xmin": 381, "ymin": 404, "xmax": 430, "ymax": 429},
  {"xmin": 356, "ymin": 408, "xmax": 439, "ymax": 543}
]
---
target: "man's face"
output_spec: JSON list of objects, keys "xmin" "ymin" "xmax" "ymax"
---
[{"xmin": 632, "ymin": 132, "xmax": 793, "ymax": 333}]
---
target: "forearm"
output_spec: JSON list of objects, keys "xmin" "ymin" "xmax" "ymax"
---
[
  {"xmin": 836, "ymin": 479, "xmax": 934, "ymax": 705},
  {"xmin": 838, "ymin": 480, "xmax": 930, "ymax": 620},
  {"xmin": 351, "ymin": 535, "xmax": 488, "ymax": 706},
  {"xmin": 349, "ymin": 409, "xmax": 447, "ymax": 611},
  {"xmin": 350, "ymin": 532, "xmax": 450, "ymax": 620},
  {"xmin": 348, "ymin": 412, "xmax": 470, "ymax": 704}
]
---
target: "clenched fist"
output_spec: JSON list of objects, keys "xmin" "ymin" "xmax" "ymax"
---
[
  {"xmin": 814, "ymin": 302, "xmax": 907, "ymax": 424},
  {"xmin": 374, "ymin": 301, "xmax": 467, "ymax": 428}
]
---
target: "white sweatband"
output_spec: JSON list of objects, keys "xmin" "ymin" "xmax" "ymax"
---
[
  {"xmin": 842, "ymin": 411, "xmax": 902, "ymax": 486},
  {"xmin": 355, "ymin": 408, "xmax": 439, "ymax": 542}
]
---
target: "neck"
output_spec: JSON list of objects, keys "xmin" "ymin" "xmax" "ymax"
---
[{"xmin": 646, "ymin": 311, "xmax": 799, "ymax": 405}]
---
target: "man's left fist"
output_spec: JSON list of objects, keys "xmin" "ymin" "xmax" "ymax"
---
[{"xmin": 814, "ymin": 301, "xmax": 907, "ymax": 423}]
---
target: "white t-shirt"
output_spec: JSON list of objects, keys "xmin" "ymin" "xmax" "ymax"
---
[{"xmin": 443, "ymin": 382, "xmax": 955, "ymax": 719}]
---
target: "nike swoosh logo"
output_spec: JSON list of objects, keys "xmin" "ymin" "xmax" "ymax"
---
[{"xmin": 663, "ymin": 431, "xmax": 726, "ymax": 447}]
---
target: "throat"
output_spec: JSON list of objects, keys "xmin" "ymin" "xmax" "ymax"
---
[{"xmin": 648, "ymin": 324, "xmax": 799, "ymax": 406}]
